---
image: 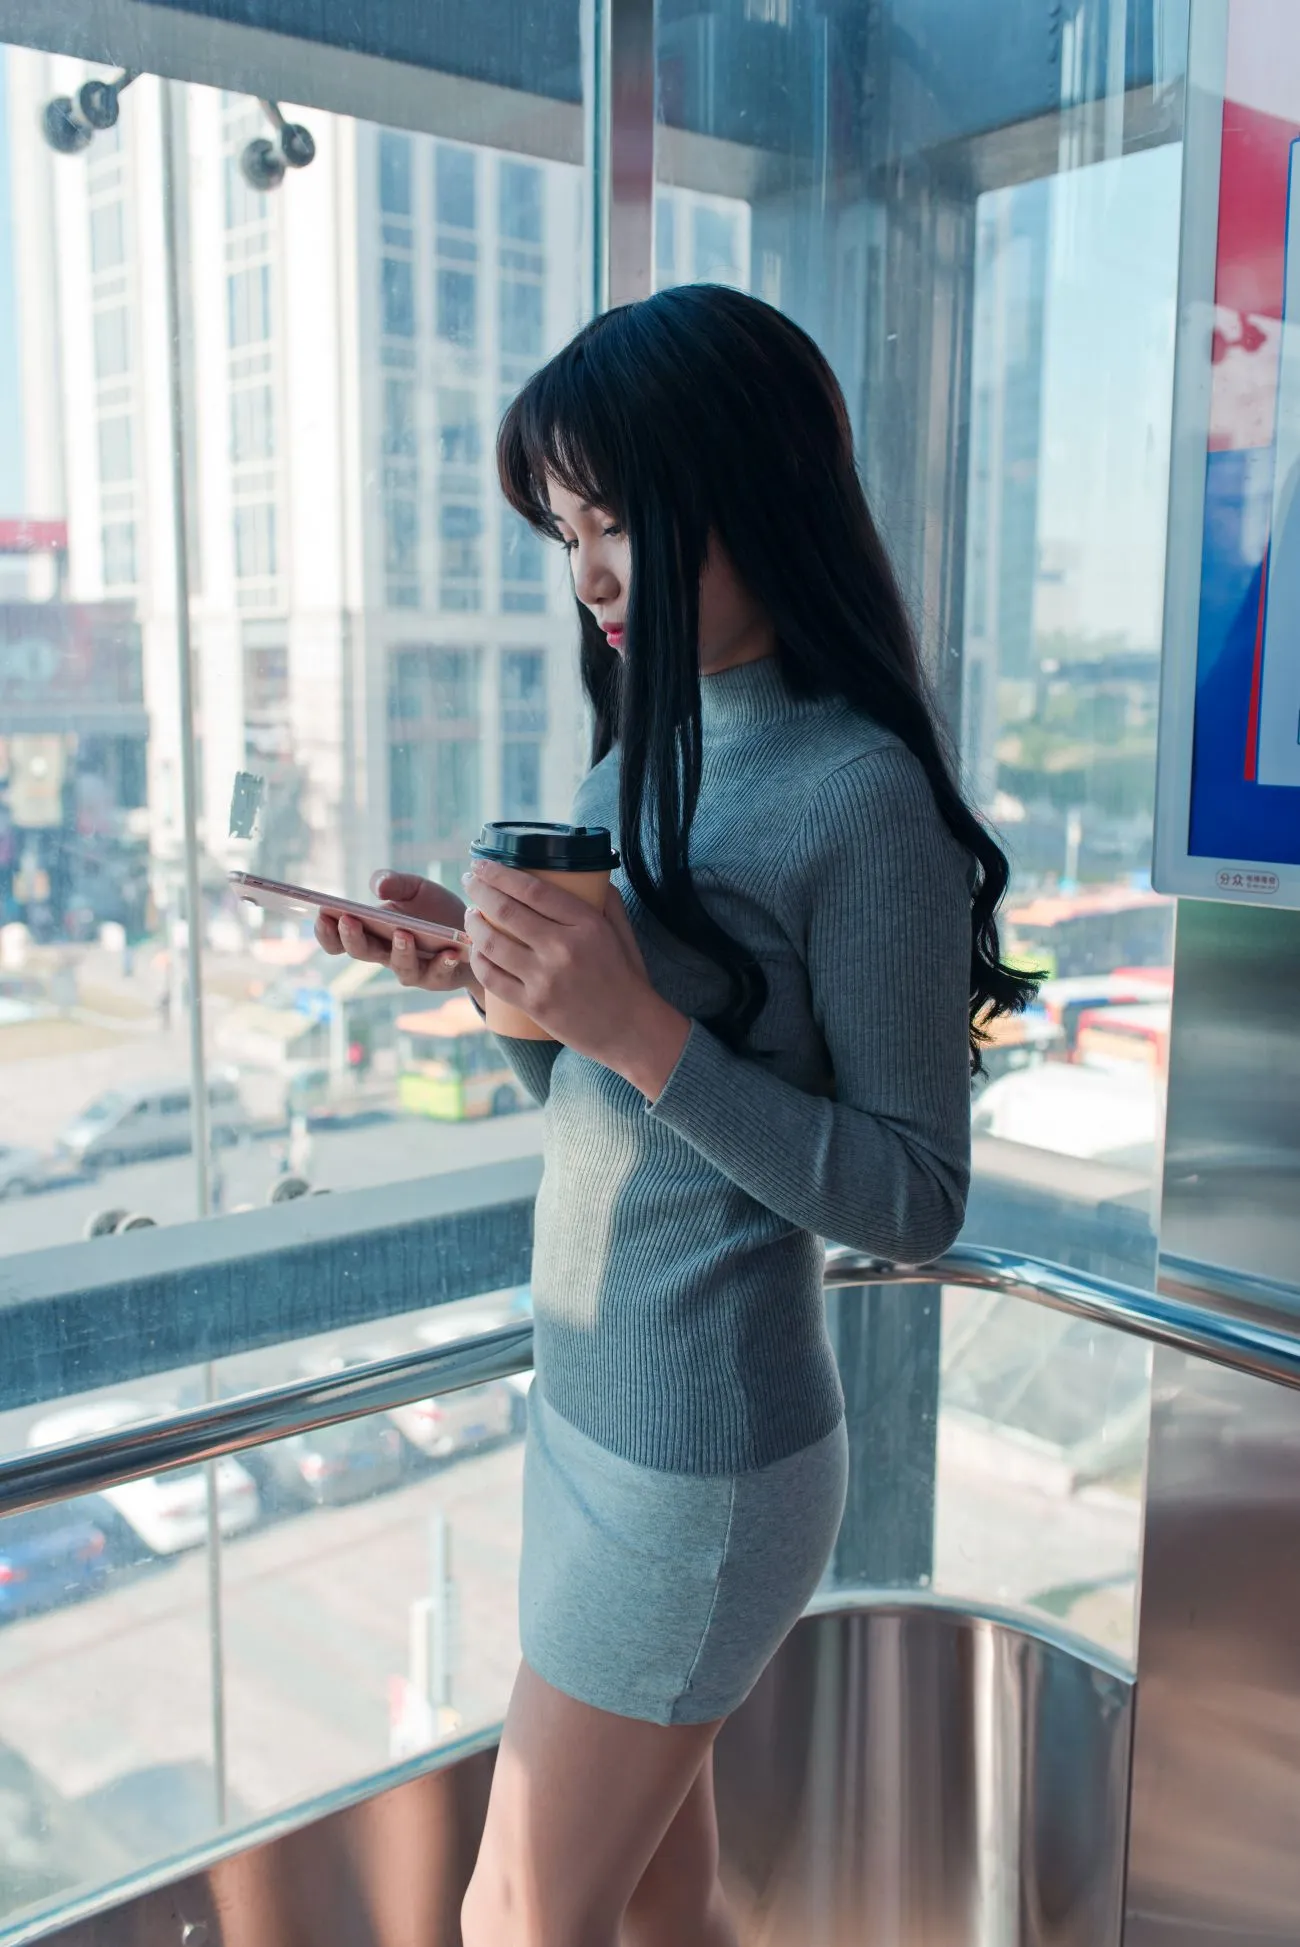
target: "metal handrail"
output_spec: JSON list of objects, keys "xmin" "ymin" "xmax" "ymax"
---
[{"xmin": 1, "ymin": 1244, "xmax": 1299, "ymax": 1522}]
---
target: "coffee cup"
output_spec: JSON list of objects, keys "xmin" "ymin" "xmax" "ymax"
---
[{"xmin": 469, "ymin": 821, "xmax": 620, "ymax": 1041}]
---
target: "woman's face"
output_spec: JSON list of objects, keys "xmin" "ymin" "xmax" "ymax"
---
[{"xmin": 547, "ymin": 475, "xmax": 773, "ymax": 675}]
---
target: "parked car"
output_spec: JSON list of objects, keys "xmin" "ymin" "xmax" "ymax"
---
[
  {"xmin": 56, "ymin": 1073, "xmax": 248, "ymax": 1172},
  {"xmin": 389, "ymin": 1312, "xmax": 517, "ymax": 1460},
  {"xmin": 26, "ymin": 1401, "xmax": 261, "ymax": 1556},
  {"xmin": 0, "ymin": 1503, "xmax": 108, "ymax": 1620},
  {"xmin": 0, "ymin": 1143, "xmax": 47, "ymax": 1200},
  {"xmin": 246, "ymin": 1416, "xmax": 405, "ymax": 1512}
]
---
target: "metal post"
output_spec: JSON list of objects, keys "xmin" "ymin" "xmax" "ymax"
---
[
  {"xmin": 586, "ymin": 0, "xmax": 610, "ymax": 317},
  {"xmin": 606, "ymin": 0, "xmax": 656, "ymax": 308},
  {"xmin": 159, "ymin": 77, "xmax": 225, "ymax": 1827},
  {"xmin": 159, "ymin": 82, "xmax": 210, "ymax": 1221}
]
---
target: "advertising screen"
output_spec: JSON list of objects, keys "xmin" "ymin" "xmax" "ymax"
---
[{"xmin": 1154, "ymin": 0, "xmax": 1300, "ymax": 906}]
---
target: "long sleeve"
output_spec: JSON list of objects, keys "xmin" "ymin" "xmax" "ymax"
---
[
  {"xmin": 467, "ymin": 989, "xmax": 561, "ymax": 1105},
  {"xmin": 493, "ymin": 1033, "xmax": 562, "ymax": 1107},
  {"xmin": 646, "ymin": 747, "xmax": 972, "ymax": 1264}
]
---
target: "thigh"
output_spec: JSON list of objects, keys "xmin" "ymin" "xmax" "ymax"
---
[
  {"xmin": 623, "ymin": 1748, "xmax": 728, "ymax": 1944},
  {"xmin": 464, "ymin": 1659, "xmax": 723, "ymax": 1947}
]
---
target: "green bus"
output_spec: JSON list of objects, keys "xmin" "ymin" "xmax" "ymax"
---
[{"xmin": 396, "ymin": 996, "xmax": 530, "ymax": 1121}]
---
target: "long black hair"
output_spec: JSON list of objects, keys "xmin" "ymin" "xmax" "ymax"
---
[{"xmin": 498, "ymin": 284, "xmax": 1037, "ymax": 1070}]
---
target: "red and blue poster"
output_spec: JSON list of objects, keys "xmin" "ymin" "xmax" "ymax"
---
[{"xmin": 1155, "ymin": 0, "xmax": 1300, "ymax": 905}]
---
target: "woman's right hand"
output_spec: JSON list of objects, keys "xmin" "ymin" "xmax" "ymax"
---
[{"xmin": 315, "ymin": 870, "xmax": 485, "ymax": 1003}]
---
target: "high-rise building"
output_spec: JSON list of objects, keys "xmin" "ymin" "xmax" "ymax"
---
[{"xmin": 1, "ymin": 53, "xmax": 594, "ymax": 923}]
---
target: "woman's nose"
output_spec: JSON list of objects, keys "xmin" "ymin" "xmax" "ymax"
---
[{"xmin": 573, "ymin": 551, "xmax": 618, "ymax": 609}]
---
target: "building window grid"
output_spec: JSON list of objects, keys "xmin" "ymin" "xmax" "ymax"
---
[
  {"xmin": 500, "ymin": 648, "xmax": 547, "ymax": 820},
  {"xmin": 87, "ymin": 138, "xmax": 139, "ymax": 591},
  {"xmin": 377, "ymin": 131, "xmax": 423, "ymax": 608},
  {"xmin": 497, "ymin": 158, "xmax": 545, "ymax": 400},
  {"xmin": 224, "ymin": 102, "xmax": 283, "ymax": 609},
  {"xmin": 435, "ymin": 144, "xmax": 479, "ymax": 352},
  {"xmin": 387, "ymin": 646, "xmax": 482, "ymax": 861},
  {"xmin": 436, "ymin": 386, "xmax": 483, "ymax": 611}
]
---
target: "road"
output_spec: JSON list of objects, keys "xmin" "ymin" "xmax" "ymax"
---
[{"xmin": 0, "ymin": 1108, "xmax": 545, "ymax": 1260}]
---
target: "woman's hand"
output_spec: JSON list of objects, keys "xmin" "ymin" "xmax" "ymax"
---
[
  {"xmin": 315, "ymin": 871, "xmax": 484, "ymax": 1004},
  {"xmin": 463, "ymin": 861, "xmax": 690, "ymax": 1101}
]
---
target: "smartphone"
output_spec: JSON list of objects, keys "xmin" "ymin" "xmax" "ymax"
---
[{"xmin": 229, "ymin": 871, "xmax": 470, "ymax": 955}]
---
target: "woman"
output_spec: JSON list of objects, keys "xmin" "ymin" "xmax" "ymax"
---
[{"xmin": 319, "ymin": 285, "xmax": 1034, "ymax": 1946}]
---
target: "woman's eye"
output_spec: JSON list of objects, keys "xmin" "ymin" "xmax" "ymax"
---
[
  {"xmin": 602, "ymin": 523, "xmax": 623, "ymax": 539},
  {"xmin": 560, "ymin": 537, "xmax": 578, "ymax": 554}
]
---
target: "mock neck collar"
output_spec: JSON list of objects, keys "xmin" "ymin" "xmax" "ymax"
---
[{"xmin": 698, "ymin": 655, "xmax": 830, "ymax": 735}]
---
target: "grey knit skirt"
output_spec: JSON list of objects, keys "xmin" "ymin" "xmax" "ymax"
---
[{"xmin": 518, "ymin": 1387, "xmax": 849, "ymax": 1725}]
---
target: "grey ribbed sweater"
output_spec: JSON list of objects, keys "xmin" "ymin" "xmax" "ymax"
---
[{"xmin": 496, "ymin": 655, "xmax": 973, "ymax": 1475}]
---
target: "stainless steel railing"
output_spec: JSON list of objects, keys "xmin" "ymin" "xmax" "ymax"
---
[{"xmin": 2, "ymin": 1244, "xmax": 1299, "ymax": 1522}]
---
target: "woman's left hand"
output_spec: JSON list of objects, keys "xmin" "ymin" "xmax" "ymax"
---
[{"xmin": 463, "ymin": 860, "xmax": 690, "ymax": 1100}]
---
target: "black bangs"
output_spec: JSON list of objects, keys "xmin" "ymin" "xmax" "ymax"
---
[{"xmin": 497, "ymin": 319, "xmax": 628, "ymax": 540}]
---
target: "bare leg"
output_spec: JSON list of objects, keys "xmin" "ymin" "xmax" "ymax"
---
[
  {"xmin": 462, "ymin": 1659, "xmax": 724, "ymax": 1947},
  {"xmin": 622, "ymin": 1747, "xmax": 739, "ymax": 1947}
]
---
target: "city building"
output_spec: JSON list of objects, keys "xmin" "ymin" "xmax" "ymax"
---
[{"xmin": 0, "ymin": 52, "xmax": 751, "ymax": 934}]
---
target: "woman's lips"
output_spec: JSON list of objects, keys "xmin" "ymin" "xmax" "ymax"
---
[{"xmin": 602, "ymin": 625, "xmax": 624, "ymax": 647}]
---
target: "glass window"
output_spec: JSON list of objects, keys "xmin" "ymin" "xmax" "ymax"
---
[
  {"xmin": 499, "ymin": 275, "xmax": 543, "ymax": 358},
  {"xmin": 435, "ymin": 737, "xmax": 480, "ymax": 837},
  {"xmin": 501, "ymin": 514, "xmax": 546, "ymax": 611},
  {"xmin": 233, "ymin": 502, "xmax": 277, "ymax": 579},
  {"xmin": 101, "ymin": 519, "xmax": 137, "ymax": 587},
  {"xmin": 436, "ymin": 144, "xmax": 477, "ymax": 231},
  {"xmin": 97, "ymin": 414, "xmax": 134, "ymax": 484},
  {"xmin": 227, "ymin": 265, "xmax": 272, "ymax": 347},
  {"xmin": 243, "ymin": 644, "xmax": 289, "ymax": 713},
  {"xmin": 230, "ymin": 383, "xmax": 275, "ymax": 462},
  {"xmin": 500, "ymin": 647, "xmax": 546, "ymax": 731},
  {"xmin": 692, "ymin": 205, "xmax": 740, "ymax": 284},
  {"xmin": 439, "ymin": 499, "xmax": 482, "ymax": 606},
  {"xmin": 383, "ymin": 377, "xmax": 418, "ymax": 456},
  {"xmin": 655, "ymin": 193, "xmax": 676, "ymax": 288},
  {"xmin": 90, "ymin": 200, "xmax": 125, "ymax": 272},
  {"xmin": 437, "ymin": 389, "xmax": 481, "ymax": 465},
  {"xmin": 657, "ymin": 0, "xmax": 1187, "ymax": 1664},
  {"xmin": 223, "ymin": 153, "xmax": 267, "ymax": 230},
  {"xmin": 499, "ymin": 159, "xmax": 543, "ymax": 243},
  {"xmin": 384, "ymin": 497, "xmax": 420, "ymax": 575},
  {"xmin": 431, "ymin": 646, "xmax": 478, "ymax": 720},
  {"xmin": 436, "ymin": 266, "xmax": 477, "ymax": 347},
  {"xmin": 378, "ymin": 129, "xmax": 413, "ymax": 215},
  {"xmin": 501, "ymin": 739, "xmax": 542, "ymax": 819},
  {"xmin": 0, "ymin": 36, "xmax": 592, "ymax": 1924},
  {"xmin": 381, "ymin": 255, "xmax": 416, "ymax": 337},
  {"xmin": 389, "ymin": 737, "xmax": 419, "ymax": 826},
  {"xmin": 93, "ymin": 306, "xmax": 130, "ymax": 378}
]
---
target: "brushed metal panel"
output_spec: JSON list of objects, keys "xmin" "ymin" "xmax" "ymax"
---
[
  {"xmin": 1127, "ymin": 893, "xmax": 1300, "ymax": 1942},
  {"xmin": 29, "ymin": 1599, "xmax": 1131, "ymax": 1947},
  {"xmin": 1161, "ymin": 900, "xmax": 1300, "ymax": 1292},
  {"xmin": 1126, "ymin": 1349, "xmax": 1300, "ymax": 1945},
  {"xmin": 717, "ymin": 1601, "xmax": 1131, "ymax": 1947}
]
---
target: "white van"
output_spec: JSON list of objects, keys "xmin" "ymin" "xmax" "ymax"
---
[
  {"xmin": 970, "ymin": 1063, "xmax": 1161, "ymax": 1172},
  {"xmin": 58, "ymin": 1074, "xmax": 248, "ymax": 1171}
]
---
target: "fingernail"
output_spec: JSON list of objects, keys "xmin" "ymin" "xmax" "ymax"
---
[{"xmin": 394, "ymin": 931, "xmax": 411, "ymax": 950}]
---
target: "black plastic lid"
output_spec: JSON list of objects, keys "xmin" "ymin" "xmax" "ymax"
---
[{"xmin": 469, "ymin": 821, "xmax": 620, "ymax": 872}]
